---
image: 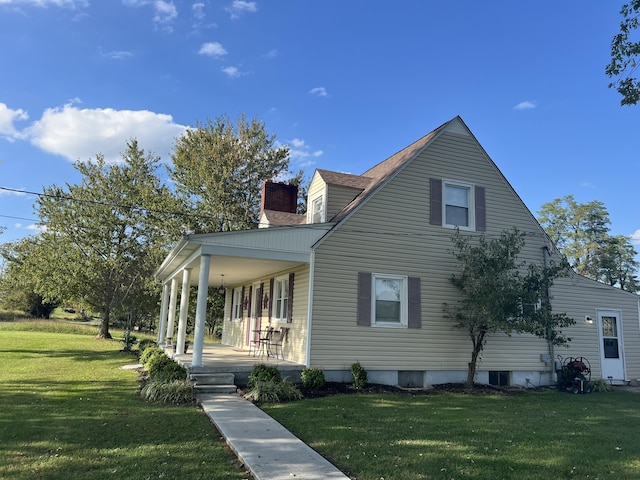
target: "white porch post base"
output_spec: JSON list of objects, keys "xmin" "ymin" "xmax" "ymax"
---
[
  {"xmin": 191, "ymin": 254, "xmax": 211, "ymax": 367},
  {"xmin": 176, "ymin": 268, "xmax": 192, "ymax": 355},
  {"xmin": 165, "ymin": 277, "xmax": 179, "ymax": 346},
  {"xmin": 157, "ymin": 282, "xmax": 170, "ymax": 346}
]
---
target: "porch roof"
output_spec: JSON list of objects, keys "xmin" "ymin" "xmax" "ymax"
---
[{"xmin": 155, "ymin": 224, "xmax": 333, "ymax": 287}]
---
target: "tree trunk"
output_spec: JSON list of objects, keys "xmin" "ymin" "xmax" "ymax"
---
[
  {"xmin": 97, "ymin": 306, "xmax": 112, "ymax": 339},
  {"xmin": 466, "ymin": 331, "xmax": 485, "ymax": 387},
  {"xmin": 467, "ymin": 351, "xmax": 479, "ymax": 387}
]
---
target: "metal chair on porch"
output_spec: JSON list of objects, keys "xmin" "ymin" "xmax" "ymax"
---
[
  {"xmin": 256, "ymin": 327, "xmax": 274, "ymax": 358},
  {"xmin": 248, "ymin": 329, "xmax": 261, "ymax": 357},
  {"xmin": 268, "ymin": 327, "xmax": 288, "ymax": 360}
]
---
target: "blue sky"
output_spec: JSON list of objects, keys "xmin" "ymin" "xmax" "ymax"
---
[{"xmin": 0, "ymin": 1, "xmax": 638, "ymax": 248}]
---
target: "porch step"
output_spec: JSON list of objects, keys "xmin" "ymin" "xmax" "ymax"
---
[
  {"xmin": 190, "ymin": 373, "xmax": 237, "ymax": 395},
  {"xmin": 190, "ymin": 373, "xmax": 235, "ymax": 385},
  {"xmin": 193, "ymin": 384, "xmax": 238, "ymax": 394}
]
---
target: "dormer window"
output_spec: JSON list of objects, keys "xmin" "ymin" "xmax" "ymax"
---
[{"xmin": 311, "ymin": 196, "xmax": 324, "ymax": 223}]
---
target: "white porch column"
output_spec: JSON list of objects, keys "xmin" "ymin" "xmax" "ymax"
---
[
  {"xmin": 176, "ymin": 268, "xmax": 192, "ymax": 355},
  {"xmin": 165, "ymin": 276, "xmax": 179, "ymax": 346},
  {"xmin": 191, "ymin": 254, "xmax": 211, "ymax": 367},
  {"xmin": 156, "ymin": 282, "xmax": 170, "ymax": 345}
]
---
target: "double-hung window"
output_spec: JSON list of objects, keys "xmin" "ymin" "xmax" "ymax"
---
[
  {"xmin": 430, "ymin": 178, "xmax": 485, "ymax": 232},
  {"xmin": 231, "ymin": 287, "xmax": 243, "ymax": 321},
  {"xmin": 311, "ymin": 196, "xmax": 324, "ymax": 223},
  {"xmin": 444, "ymin": 181, "xmax": 474, "ymax": 230},
  {"xmin": 372, "ymin": 274, "xmax": 407, "ymax": 327},
  {"xmin": 273, "ymin": 276, "xmax": 289, "ymax": 322}
]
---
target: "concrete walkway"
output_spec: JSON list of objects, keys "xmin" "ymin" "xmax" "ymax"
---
[{"xmin": 199, "ymin": 393, "xmax": 350, "ymax": 480}]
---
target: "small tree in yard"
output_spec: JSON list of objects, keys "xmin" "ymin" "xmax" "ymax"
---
[{"xmin": 444, "ymin": 228, "xmax": 575, "ymax": 387}]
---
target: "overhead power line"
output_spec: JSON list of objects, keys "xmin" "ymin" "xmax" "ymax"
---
[{"xmin": 0, "ymin": 186, "xmax": 216, "ymax": 221}]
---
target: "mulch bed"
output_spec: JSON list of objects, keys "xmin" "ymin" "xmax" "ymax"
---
[{"xmin": 298, "ymin": 381, "xmax": 526, "ymax": 399}]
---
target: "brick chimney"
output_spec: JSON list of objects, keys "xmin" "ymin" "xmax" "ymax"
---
[{"xmin": 260, "ymin": 181, "xmax": 298, "ymax": 214}]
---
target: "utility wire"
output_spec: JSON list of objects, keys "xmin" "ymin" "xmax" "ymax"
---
[{"xmin": 0, "ymin": 186, "xmax": 217, "ymax": 221}]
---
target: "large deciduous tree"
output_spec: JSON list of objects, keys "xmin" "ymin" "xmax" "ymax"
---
[
  {"xmin": 606, "ymin": 0, "xmax": 640, "ymax": 105},
  {"xmin": 538, "ymin": 195, "xmax": 638, "ymax": 292},
  {"xmin": 0, "ymin": 237, "xmax": 59, "ymax": 318},
  {"xmin": 33, "ymin": 140, "xmax": 182, "ymax": 338},
  {"xmin": 444, "ymin": 229, "xmax": 574, "ymax": 387},
  {"xmin": 170, "ymin": 114, "xmax": 291, "ymax": 233}
]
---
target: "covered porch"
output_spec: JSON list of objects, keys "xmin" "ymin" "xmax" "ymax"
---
[
  {"xmin": 171, "ymin": 343, "xmax": 306, "ymax": 387},
  {"xmin": 154, "ymin": 225, "xmax": 332, "ymax": 368}
]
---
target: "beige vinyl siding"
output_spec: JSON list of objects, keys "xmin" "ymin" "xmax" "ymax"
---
[
  {"xmin": 308, "ymin": 130, "xmax": 601, "ymax": 374},
  {"xmin": 221, "ymin": 265, "xmax": 310, "ymax": 364},
  {"xmin": 549, "ymin": 275, "xmax": 640, "ymax": 381},
  {"xmin": 307, "ymin": 174, "xmax": 326, "ymax": 223},
  {"xmin": 326, "ymin": 184, "xmax": 363, "ymax": 220}
]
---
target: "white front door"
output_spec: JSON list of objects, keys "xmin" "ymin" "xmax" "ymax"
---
[{"xmin": 597, "ymin": 310, "xmax": 625, "ymax": 383}]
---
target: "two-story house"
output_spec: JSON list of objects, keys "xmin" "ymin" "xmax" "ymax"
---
[{"xmin": 155, "ymin": 116, "xmax": 640, "ymax": 387}]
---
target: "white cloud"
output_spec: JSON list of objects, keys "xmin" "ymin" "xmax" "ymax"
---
[
  {"xmin": 0, "ymin": 187, "xmax": 27, "ymax": 196},
  {"xmin": 22, "ymin": 102, "xmax": 187, "ymax": 163},
  {"xmin": 0, "ymin": 0, "xmax": 88, "ymax": 8},
  {"xmin": 309, "ymin": 87, "xmax": 328, "ymax": 97},
  {"xmin": 0, "ymin": 103, "xmax": 29, "ymax": 139},
  {"xmin": 153, "ymin": 0, "xmax": 177, "ymax": 31},
  {"xmin": 264, "ymin": 49, "xmax": 278, "ymax": 59},
  {"xmin": 25, "ymin": 223, "xmax": 46, "ymax": 233},
  {"xmin": 192, "ymin": 2, "xmax": 205, "ymax": 19},
  {"xmin": 286, "ymin": 138, "xmax": 323, "ymax": 167},
  {"xmin": 514, "ymin": 100, "xmax": 537, "ymax": 110},
  {"xmin": 122, "ymin": 0, "xmax": 177, "ymax": 32},
  {"xmin": 222, "ymin": 66, "xmax": 241, "ymax": 78},
  {"xmin": 631, "ymin": 230, "xmax": 640, "ymax": 245},
  {"xmin": 225, "ymin": 0, "xmax": 257, "ymax": 19},
  {"xmin": 102, "ymin": 50, "xmax": 134, "ymax": 60},
  {"xmin": 199, "ymin": 42, "xmax": 227, "ymax": 57}
]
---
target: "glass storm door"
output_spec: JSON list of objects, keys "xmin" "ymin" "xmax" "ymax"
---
[{"xmin": 598, "ymin": 310, "xmax": 625, "ymax": 382}]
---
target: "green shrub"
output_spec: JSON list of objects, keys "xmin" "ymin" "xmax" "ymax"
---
[
  {"xmin": 138, "ymin": 339, "xmax": 156, "ymax": 354},
  {"xmin": 141, "ymin": 379, "xmax": 193, "ymax": 404},
  {"xmin": 351, "ymin": 362, "xmax": 367, "ymax": 389},
  {"xmin": 140, "ymin": 346, "xmax": 164, "ymax": 366},
  {"xmin": 591, "ymin": 377, "xmax": 612, "ymax": 392},
  {"xmin": 146, "ymin": 353, "xmax": 187, "ymax": 381},
  {"xmin": 301, "ymin": 367, "xmax": 326, "ymax": 390},
  {"xmin": 248, "ymin": 363, "xmax": 282, "ymax": 388},
  {"xmin": 244, "ymin": 379, "xmax": 303, "ymax": 403}
]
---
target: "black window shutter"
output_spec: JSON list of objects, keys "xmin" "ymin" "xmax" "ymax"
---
[
  {"xmin": 268, "ymin": 278, "xmax": 274, "ymax": 321},
  {"xmin": 287, "ymin": 273, "xmax": 295, "ymax": 323},
  {"xmin": 247, "ymin": 285, "xmax": 253, "ymax": 318},
  {"xmin": 408, "ymin": 276, "xmax": 421, "ymax": 329},
  {"xmin": 239, "ymin": 286, "xmax": 245, "ymax": 317},
  {"xmin": 258, "ymin": 283, "xmax": 264, "ymax": 319},
  {"xmin": 475, "ymin": 186, "xmax": 486, "ymax": 231},
  {"xmin": 357, "ymin": 272, "xmax": 372, "ymax": 326},
  {"xmin": 430, "ymin": 178, "xmax": 442, "ymax": 226}
]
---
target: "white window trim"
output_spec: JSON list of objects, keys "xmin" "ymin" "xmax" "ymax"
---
[
  {"xmin": 371, "ymin": 273, "xmax": 408, "ymax": 328},
  {"xmin": 309, "ymin": 194, "xmax": 325, "ymax": 224},
  {"xmin": 272, "ymin": 275, "xmax": 289, "ymax": 323},
  {"xmin": 442, "ymin": 180, "xmax": 475, "ymax": 231},
  {"xmin": 231, "ymin": 287, "xmax": 243, "ymax": 322}
]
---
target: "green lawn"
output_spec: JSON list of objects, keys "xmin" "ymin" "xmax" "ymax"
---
[
  {"xmin": 0, "ymin": 327, "xmax": 247, "ymax": 480},
  {"xmin": 264, "ymin": 385, "xmax": 640, "ymax": 480},
  {"xmin": 4, "ymin": 320, "xmax": 640, "ymax": 480}
]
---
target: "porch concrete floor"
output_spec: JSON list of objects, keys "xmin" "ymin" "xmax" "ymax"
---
[{"xmin": 171, "ymin": 343, "xmax": 305, "ymax": 377}]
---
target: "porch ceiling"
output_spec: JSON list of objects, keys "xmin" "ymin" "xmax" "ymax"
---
[{"xmin": 156, "ymin": 224, "xmax": 332, "ymax": 287}]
